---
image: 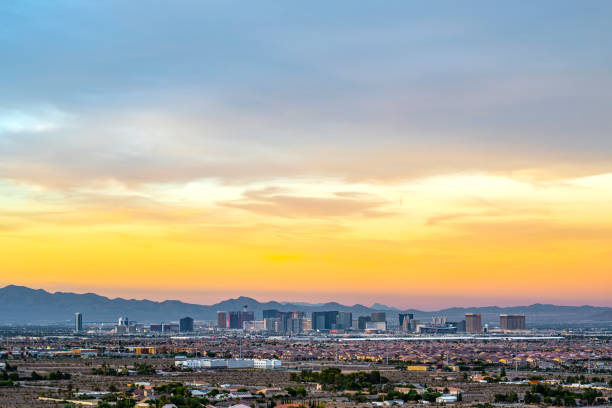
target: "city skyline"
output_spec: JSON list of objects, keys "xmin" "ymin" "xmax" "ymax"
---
[
  {"xmin": 2, "ymin": 284, "xmax": 611, "ymax": 318},
  {"xmin": 1, "ymin": 1, "xmax": 612, "ymax": 308}
]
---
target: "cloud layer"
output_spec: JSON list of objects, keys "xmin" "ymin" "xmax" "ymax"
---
[{"xmin": 1, "ymin": 1, "xmax": 611, "ymax": 306}]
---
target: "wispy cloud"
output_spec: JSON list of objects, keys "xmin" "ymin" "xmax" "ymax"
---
[{"xmin": 220, "ymin": 187, "xmax": 392, "ymax": 218}]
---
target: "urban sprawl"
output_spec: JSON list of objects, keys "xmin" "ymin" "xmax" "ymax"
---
[{"xmin": 0, "ymin": 307, "xmax": 610, "ymax": 408}]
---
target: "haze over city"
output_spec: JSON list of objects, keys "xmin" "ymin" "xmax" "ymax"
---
[{"xmin": 1, "ymin": 1, "xmax": 612, "ymax": 308}]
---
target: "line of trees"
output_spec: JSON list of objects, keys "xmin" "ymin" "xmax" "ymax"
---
[
  {"xmin": 290, "ymin": 368, "xmax": 388, "ymax": 391},
  {"xmin": 528, "ymin": 384, "xmax": 604, "ymax": 406},
  {"xmin": 30, "ymin": 370, "xmax": 71, "ymax": 381},
  {"xmin": 494, "ymin": 392, "xmax": 518, "ymax": 403}
]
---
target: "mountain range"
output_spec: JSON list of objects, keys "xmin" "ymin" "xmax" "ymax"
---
[{"xmin": 1, "ymin": 285, "xmax": 611, "ymax": 328}]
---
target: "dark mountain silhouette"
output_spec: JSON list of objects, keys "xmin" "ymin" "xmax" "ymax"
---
[{"xmin": 0, "ymin": 285, "xmax": 610, "ymax": 327}]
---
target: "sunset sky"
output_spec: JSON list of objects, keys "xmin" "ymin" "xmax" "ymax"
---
[{"xmin": 1, "ymin": 1, "xmax": 611, "ymax": 309}]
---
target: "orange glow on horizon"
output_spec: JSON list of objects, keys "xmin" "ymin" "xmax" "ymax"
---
[{"xmin": 1, "ymin": 173, "xmax": 611, "ymax": 308}]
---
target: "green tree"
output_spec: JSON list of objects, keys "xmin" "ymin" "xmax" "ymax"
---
[{"xmin": 524, "ymin": 392, "xmax": 541, "ymax": 404}]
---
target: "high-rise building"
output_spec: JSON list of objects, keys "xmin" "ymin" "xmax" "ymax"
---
[
  {"xmin": 409, "ymin": 319, "xmax": 420, "ymax": 332},
  {"xmin": 400, "ymin": 313, "xmax": 415, "ymax": 332},
  {"xmin": 228, "ymin": 311, "xmax": 242, "ymax": 329},
  {"xmin": 75, "ymin": 312, "xmax": 83, "ymax": 332},
  {"xmin": 179, "ymin": 316, "xmax": 194, "ymax": 332},
  {"xmin": 358, "ymin": 315, "xmax": 371, "ymax": 330},
  {"xmin": 371, "ymin": 311, "xmax": 386, "ymax": 322},
  {"xmin": 289, "ymin": 317, "xmax": 304, "ymax": 334},
  {"xmin": 264, "ymin": 317, "xmax": 283, "ymax": 332},
  {"xmin": 500, "ymin": 314, "xmax": 526, "ymax": 330},
  {"xmin": 312, "ymin": 311, "xmax": 324, "ymax": 330},
  {"xmin": 227, "ymin": 306, "xmax": 255, "ymax": 329},
  {"xmin": 217, "ymin": 311, "xmax": 227, "ymax": 329},
  {"xmin": 242, "ymin": 306, "xmax": 255, "ymax": 328},
  {"xmin": 161, "ymin": 323, "xmax": 179, "ymax": 333},
  {"xmin": 118, "ymin": 317, "xmax": 129, "ymax": 326},
  {"xmin": 262, "ymin": 310, "xmax": 304, "ymax": 333},
  {"xmin": 279, "ymin": 311, "xmax": 292, "ymax": 332},
  {"xmin": 263, "ymin": 309, "xmax": 281, "ymax": 319},
  {"xmin": 452, "ymin": 320, "xmax": 466, "ymax": 332},
  {"xmin": 465, "ymin": 313, "xmax": 482, "ymax": 333},
  {"xmin": 292, "ymin": 311, "xmax": 306, "ymax": 319},
  {"xmin": 337, "ymin": 311, "xmax": 353, "ymax": 330},
  {"xmin": 311, "ymin": 311, "xmax": 339, "ymax": 330},
  {"xmin": 302, "ymin": 317, "xmax": 312, "ymax": 331}
]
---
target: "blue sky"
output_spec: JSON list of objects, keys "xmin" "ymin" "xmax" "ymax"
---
[{"xmin": 2, "ymin": 2, "xmax": 611, "ymax": 183}]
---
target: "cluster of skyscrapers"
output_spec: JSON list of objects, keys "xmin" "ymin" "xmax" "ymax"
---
[
  {"xmin": 262, "ymin": 309, "xmax": 306, "ymax": 333},
  {"xmin": 214, "ymin": 309, "xmax": 527, "ymax": 334},
  {"xmin": 74, "ymin": 309, "xmax": 526, "ymax": 335},
  {"xmin": 311, "ymin": 311, "xmax": 351, "ymax": 331},
  {"xmin": 216, "ymin": 306, "xmax": 255, "ymax": 329},
  {"xmin": 465, "ymin": 313, "xmax": 526, "ymax": 332},
  {"xmin": 216, "ymin": 308, "xmax": 308, "ymax": 334}
]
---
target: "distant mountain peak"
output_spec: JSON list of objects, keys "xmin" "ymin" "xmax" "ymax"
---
[
  {"xmin": 236, "ymin": 296, "xmax": 257, "ymax": 301},
  {"xmin": 371, "ymin": 302, "xmax": 399, "ymax": 311},
  {"xmin": 0, "ymin": 285, "xmax": 610, "ymax": 326}
]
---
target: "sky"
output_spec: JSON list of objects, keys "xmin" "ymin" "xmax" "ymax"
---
[{"xmin": 1, "ymin": 1, "xmax": 611, "ymax": 310}]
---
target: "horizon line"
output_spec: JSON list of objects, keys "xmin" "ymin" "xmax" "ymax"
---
[{"xmin": 2, "ymin": 284, "xmax": 610, "ymax": 312}]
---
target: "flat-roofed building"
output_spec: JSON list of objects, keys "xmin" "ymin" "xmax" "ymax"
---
[
  {"xmin": 366, "ymin": 320, "xmax": 387, "ymax": 331},
  {"xmin": 371, "ymin": 311, "xmax": 386, "ymax": 322},
  {"xmin": 175, "ymin": 358, "xmax": 281, "ymax": 370},
  {"xmin": 75, "ymin": 312, "xmax": 83, "ymax": 332},
  {"xmin": 227, "ymin": 306, "xmax": 255, "ymax": 329},
  {"xmin": 500, "ymin": 314, "xmax": 526, "ymax": 330},
  {"xmin": 312, "ymin": 311, "xmax": 338, "ymax": 330},
  {"xmin": 465, "ymin": 313, "xmax": 482, "ymax": 333},
  {"xmin": 180, "ymin": 316, "xmax": 194, "ymax": 332},
  {"xmin": 217, "ymin": 311, "xmax": 227, "ymax": 329},
  {"xmin": 358, "ymin": 315, "xmax": 371, "ymax": 330},
  {"xmin": 264, "ymin": 317, "xmax": 282, "ymax": 332},
  {"xmin": 263, "ymin": 309, "xmax": 281, "ymax": 319},
  {"xmin": 337, "ymin": 311, "xmax": 352, "ymax": 330},
  {"xmin": 289, "ymin": 317, "xmax": 304, "ymax": 334}
]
